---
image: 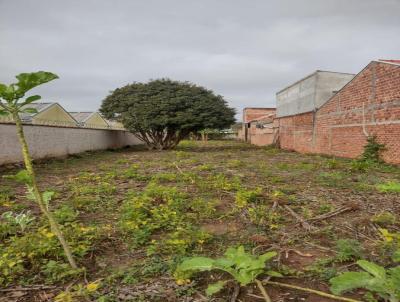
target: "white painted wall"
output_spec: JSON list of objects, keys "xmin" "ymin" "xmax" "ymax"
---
[{"xmin": 0, "ymin": 123, "xmax": 142, "ymax": 165}]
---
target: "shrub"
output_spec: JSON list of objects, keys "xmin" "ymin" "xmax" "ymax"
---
[
  {"xmin": 100, "ymin": 79, "xmax": 235, "ymax": 150},
  {"xmin": 361, "ymin": 136, "xmax": 385, "ymax": 163}
]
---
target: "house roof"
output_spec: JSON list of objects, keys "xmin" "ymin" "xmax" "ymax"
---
[
  {"xmin": 19, "ymin": 102, "xmax": 55, "ymax": 122},
  {"xmin": 69, "ymin": 112, "xmax": 95, "ymax": 123},
  {"xmin": 378, "ymin": 59, "xmax": 400, "ymax": 66}
]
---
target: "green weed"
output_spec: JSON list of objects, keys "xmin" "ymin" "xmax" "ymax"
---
[
  {"xmin": 371, "ymin": 212, "xmax": 397, "ymax": 226},
  {"xmin": 334, "ymin": 239, "xmax": 363, "ymax": 262},
  {"xmin": 235, "ymin": 188, "xmax": 262, "ymax": 208},
  {"xmin": 377, "ymin": 181, "xmax": 400, "ymax": 193},
  {"xmin": 175, "ymin": 246, "xmax": 279, "ymax": 296}
]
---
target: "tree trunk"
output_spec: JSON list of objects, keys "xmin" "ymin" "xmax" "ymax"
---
[{"xmin": 12, "ymin": 112, "xmax": 78, "ymax": 269}]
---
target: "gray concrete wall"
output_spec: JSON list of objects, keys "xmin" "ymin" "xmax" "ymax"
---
[
  {"xmin": 276, "ymin": 72, "xmax": 317, "ymax": 118},
  {"xmin": 315, "ymin": 72, "xmax": 355, "ymax": 109},
  {"xmin": 276, "ymin": 71, "xmax": 354, "ymax": 117},
  {"xmin": 0, "ymin": 123, "xmax": 142, "ymax": 165}
]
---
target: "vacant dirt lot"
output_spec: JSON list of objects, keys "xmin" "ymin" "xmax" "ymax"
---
[{"xmin": 1, "ymin": 140, "xmax": 399, "ymax": 302}]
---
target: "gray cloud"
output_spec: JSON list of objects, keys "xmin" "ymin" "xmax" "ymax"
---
[{"xmin": 1, "ymin": 0, "xmax": 399, "ymax": 120}]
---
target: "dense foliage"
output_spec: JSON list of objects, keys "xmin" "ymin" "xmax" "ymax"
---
[{"xmin": 100, "ymin": 79, "xmax": 236, "ymax": 149}]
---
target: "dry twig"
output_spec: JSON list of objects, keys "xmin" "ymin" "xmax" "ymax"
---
[
  {"xmin": 284, "ymin": 205, "xmax": 316, "ymax": 231},
  {"xmin": 0, "ymin": 285, "xmax": 57, "ymax": 292},
  {"xmin": 230, "ymin": 282, "xmax": 240, "ymax": 302},
  {"xmin": 263, "ymin": 280, "xmax": 362, "ymax": 302},
  {"xmin": 255, "ymin": 279, "xmax": 272, "ymax": 302},
  {"xmin": 306, "ymin": 206, "xmax": 352, "ymax": 222}
]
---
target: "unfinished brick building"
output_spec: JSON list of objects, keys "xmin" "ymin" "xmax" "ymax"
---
[
  {"xmin": 238, "ymin": 107, "xmax": 276, "ymax": 142},
  {"xmin": 241, "ymin": 60, "xmax": 400, "ymax": 165}
]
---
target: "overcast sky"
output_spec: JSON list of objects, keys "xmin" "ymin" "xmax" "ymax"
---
[{"xmin": 1, "ymin": 0, "xmax": 399, "ymax": 120}]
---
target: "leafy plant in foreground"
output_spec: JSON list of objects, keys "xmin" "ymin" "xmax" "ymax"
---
[
  {"xmin": 1, "ymin": 210, "xmax": 35, "ymax": 232},
  {"xmin": 0, "ymin": 72, "xmax": 77, "ymax": 268},
  {"xmin": 330, "ymin": 260, "xmax": 400, "ymax": 302},
  {"xmin": 175, "ymin": 245, "xmax": 280, "ymax": 296}
]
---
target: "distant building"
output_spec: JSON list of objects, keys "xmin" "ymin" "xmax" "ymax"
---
[
  {"xmin": 0, "ymin": 102, "xmax": 77, "ymax": 127},
  {"xmin": 240, "ymin": 60, "xmax": 400, "ymax": 164},
  {"xmin": 104, "ymin": 119, "xmax": 125, "ymax": 130},
  {"xmin": 70, "ymin": 112, "xmax": 109, "ymax": 129},
  {"xmin": 239, "ymin": 107, "xmax": 276, "ymax": 142},
  {"xmin": 276, "ymin": 70, "xmax": 355, "ymax": 117}
]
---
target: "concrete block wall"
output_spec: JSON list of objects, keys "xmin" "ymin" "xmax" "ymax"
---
[
  {"xmin": 276, "ymin": 71, "xmax": 354, "ymax": 118},
  {"xmin": 0, "ymin": 123, "xmax": 142, "ymax": 165}
]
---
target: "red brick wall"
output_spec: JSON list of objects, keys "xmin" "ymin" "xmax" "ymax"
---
[
  {"xmin": 248, "ymin": 124, "xmax": 276, "ymax": 146},
  {"xmin": 315, "ymin": 61, "xmax": 400, "ymax": 164},
  {"xmin": 241, "ymin": 108, "xmax": 276, "ymax": 142},
  {"xmin": 278, "ymin": 111, "xmax": 315, "ymax": 153},
  {"xmin": 276, "ymin": 61, "xmax": 400, "ymax": 164},
  {"xmin": 243, "ymin": 108, "xmax": 276, "ymax": 123}
]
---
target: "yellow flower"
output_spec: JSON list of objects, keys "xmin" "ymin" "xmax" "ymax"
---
[
  {"xmin": 8, "ymin": 261, "xmax": 16, "ymax": 268},
  {"xmin": 40, "ymin": 229, "xmax": 55, "ymax": 238},
  {"xmin": 86, "ymin": 281, "xmax": 100, "ymax": 292},
  {"xmin": 176, "ymin": 279, "xmax": 190, "ymax": 285}
]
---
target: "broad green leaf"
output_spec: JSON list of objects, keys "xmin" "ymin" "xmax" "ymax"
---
[
  {"xmin": 389, "ymin": 266, "xmax": 400, "ymax": 289},
  {"xmin": 0, "ymin": 83, "xmax": 7, "ymax": 94},
  {"xmin": 205, "ymin": 281, "xmax": 227, "ymax": 296},
  {"xmin": 42, "ymin": 191, "xmax": 55, "ymax": 209},
  {"xmin": 224, "ymin": 246, "xmax": 240, "ymax": 259},
  {"xmin": 26, "ymin": 186, "xmax": 35, "ymax": 201},
  {"xmin": 15, "ymin": 71, "xmax": 58, "ymax": 96},
  {"xmin": 0, "ymin": 84, "xmax": 15, "ymax": 101},
  {"xmin": 23, "ymin": 95, "xmax": 41, "ymax": 105},
  {"xmin": 393, "ymin": 250, "xmax": 400, "ymax": 263},
  {"xmin": 259, "ymin": 251, "xmax": 278, "ymax": 262},
  {"xmin": 5, "ymin": 170, "xmax": 32, "ymax": 184},
  {"xmin": 266, "ymin": 270, "xmax": 283, "ymax": 277},
  {"xmin": 0, "ymin": 109, "xmax": 9, "ymax": 116},
  {"xmin": 213, "ymin": 258, "xmax": 235, "ymax": 268},
  {"xmin": 330, "ymin": 271, "xmax": 373, "ymax": 295},
  {"xmin": 177, "ymin": 257, "xmax": 214, "ymax": 272},
  {"xmin": 357, "ymin": 260, "xmax": 386, "ymax": 279},
  {"xmin": 235, "ymin": 270, "xmax": 256, "ymax": 285},
  {"xmin": 22, "ymin": 107, "xmax": 38, "ymax": 114}
]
